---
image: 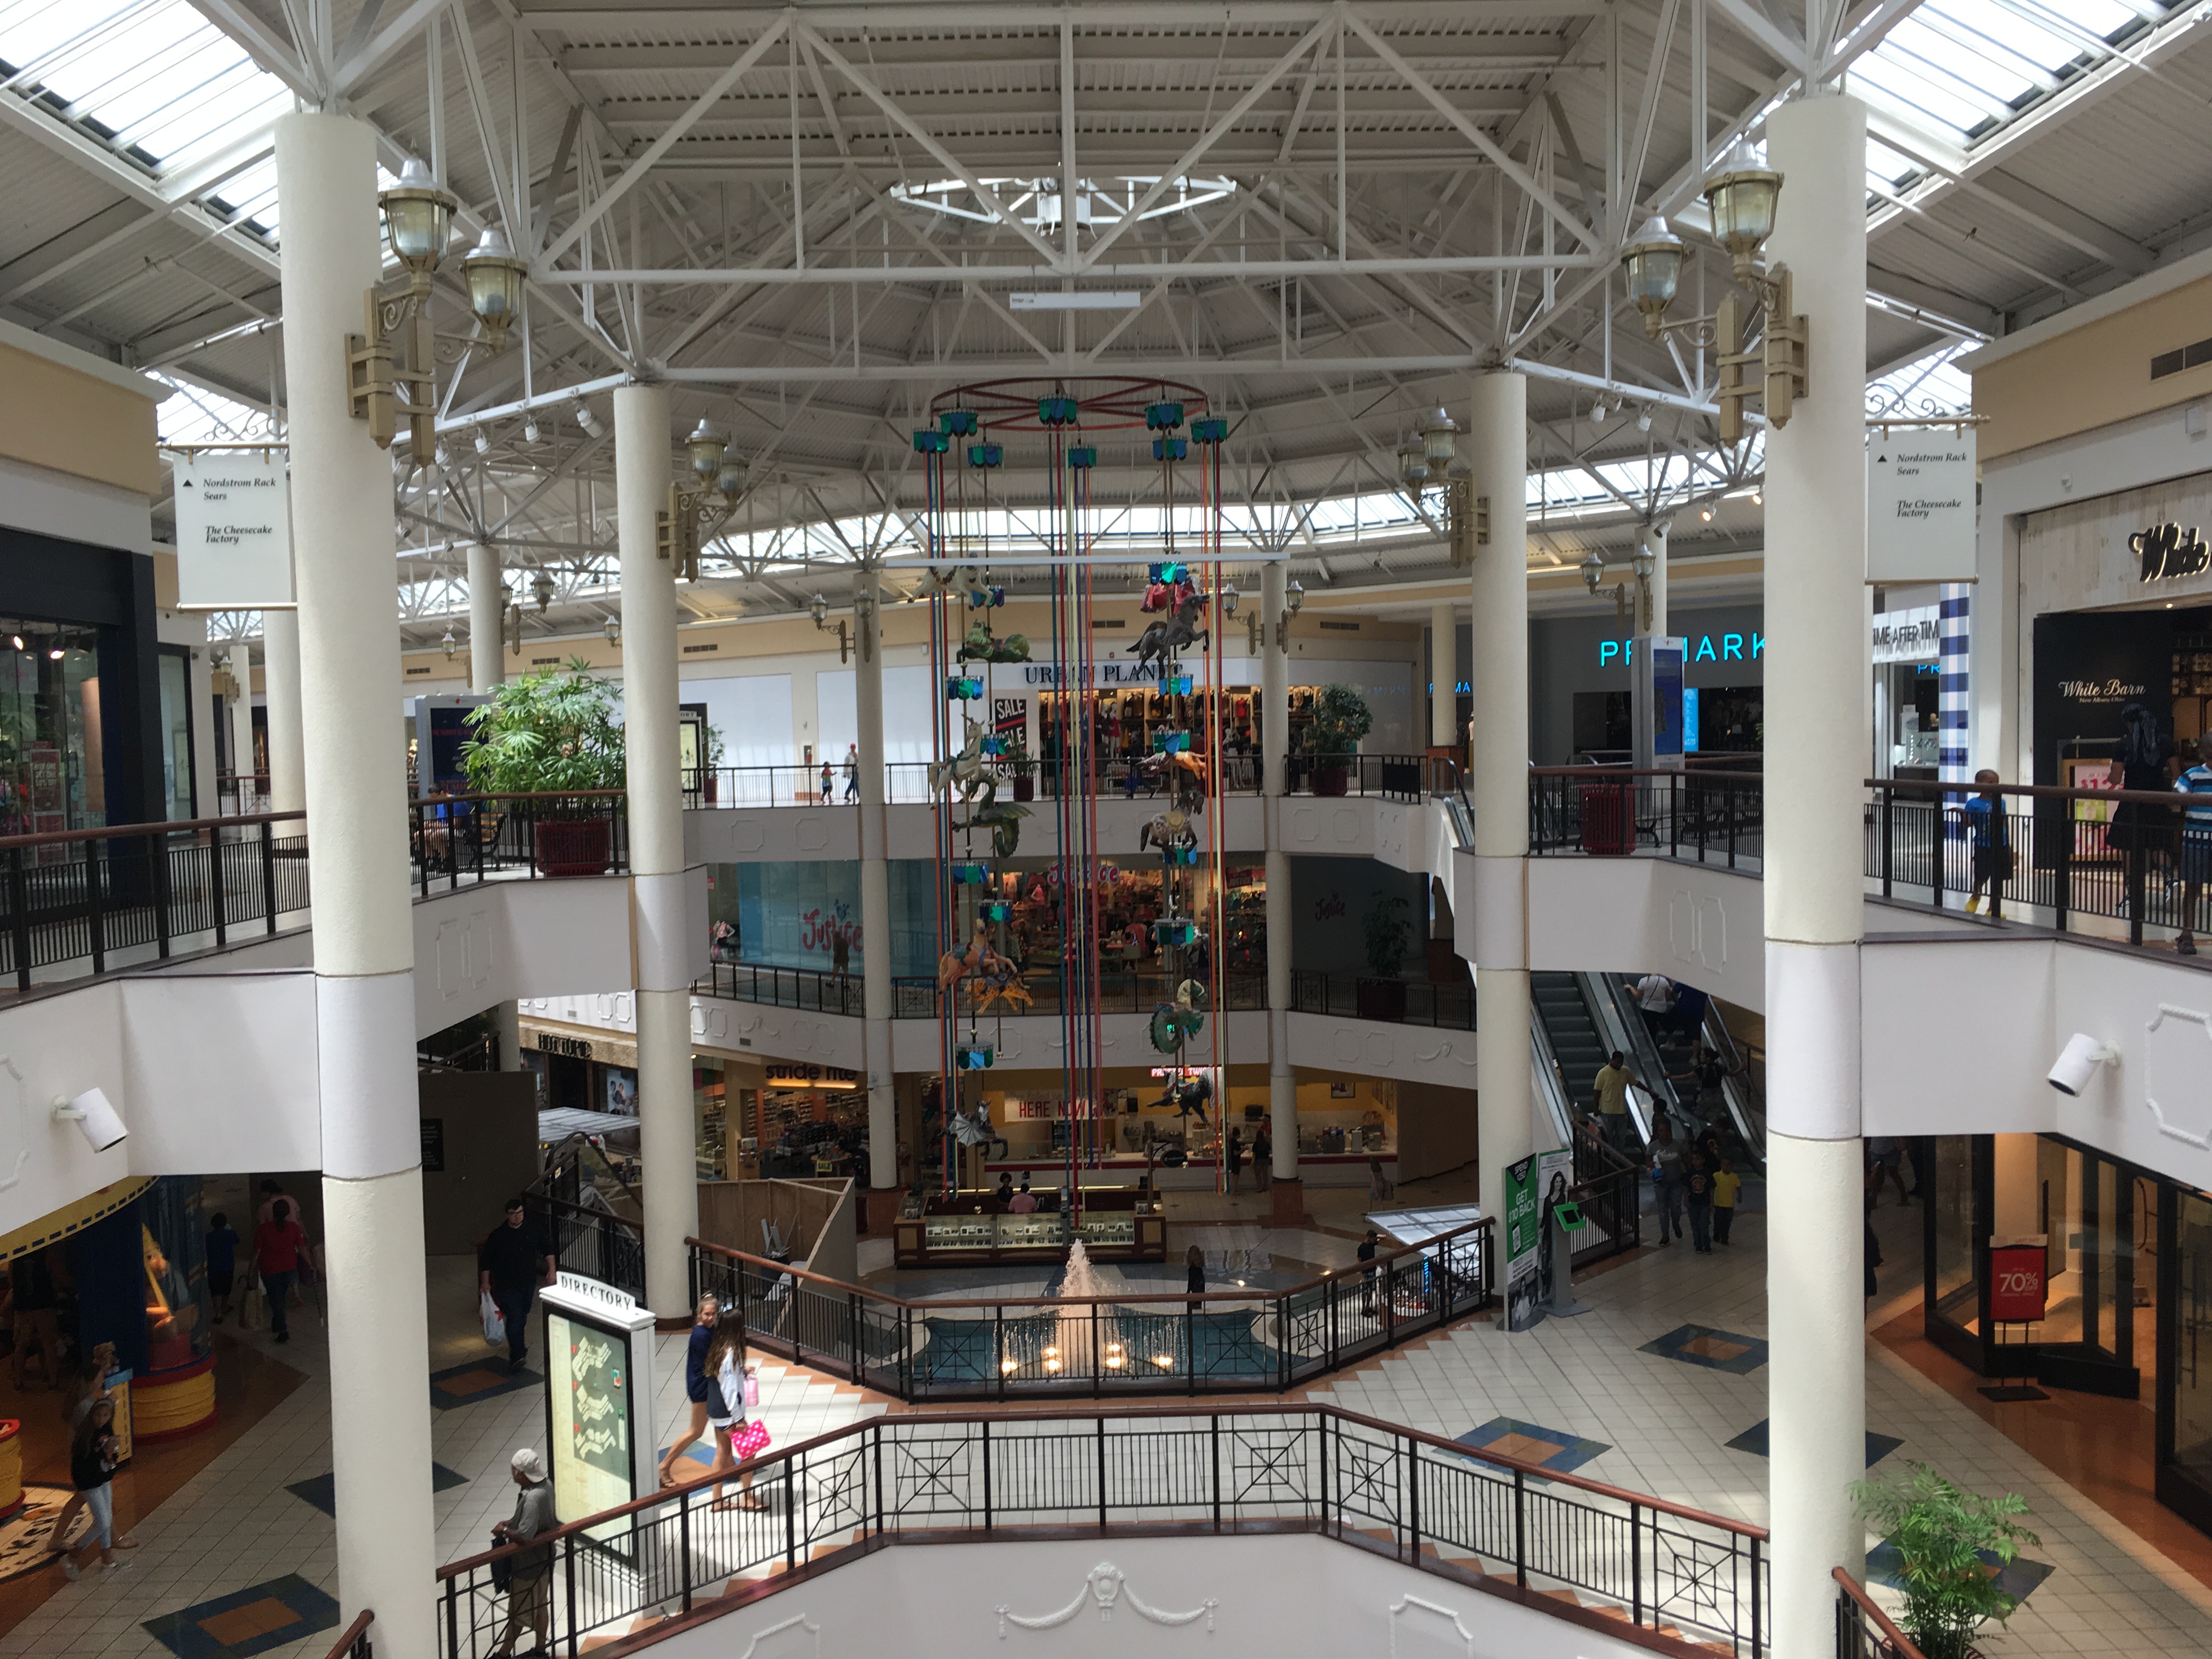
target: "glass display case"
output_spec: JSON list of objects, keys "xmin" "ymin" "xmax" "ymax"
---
[{"xmin": 894, "ymin": 1193, "xmax": 1166, "ymax": 1267}]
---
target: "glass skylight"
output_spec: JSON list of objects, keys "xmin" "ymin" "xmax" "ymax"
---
[
  {"xmin": 151, "ymin": 371, "xmax": 275, "ymax": 446},
  {"xmin": 0, "ymin": 0, "xmax": 294, "ymax": 238}
]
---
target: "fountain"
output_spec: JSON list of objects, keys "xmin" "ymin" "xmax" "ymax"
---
[{"xmin": 1045, "ymin": 1239, "xmax": 1122, "ymax": 1378}]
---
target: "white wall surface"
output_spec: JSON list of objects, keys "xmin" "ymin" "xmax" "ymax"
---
[
  {"xmin": 0, "ymin": 453, "xmax": 153, "ymax": 552},
  {"xmin": 637, "ymin": 1531, "xmax": 1654, "ymax": 1659}
]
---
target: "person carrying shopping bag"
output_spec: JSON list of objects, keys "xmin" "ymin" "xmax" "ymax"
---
[{"xmin": 703, "ymin": 1318, "xmax": 768, "ymax": 1512}]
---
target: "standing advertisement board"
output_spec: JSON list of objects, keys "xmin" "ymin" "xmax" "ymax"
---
[
  {"xmin": 1534, "ymin": 1147, "xmax": 1576, "ymax": 1311},
  {"xmin": 1503, "ymin": 1154, "xmax": 1541, "ymax": 1330},
  {"xmin": 540, "ymin": 1271, "xmax": 658, "ymax": 1559},
  {"xmin": 1988, "ymin": 1242, "xmax": 2049, "ymax": 1324}
]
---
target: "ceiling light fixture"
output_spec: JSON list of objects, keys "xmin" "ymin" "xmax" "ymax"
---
[{"xmin": 1006, "ymin": 291, "xmax": 1142, "ymax": 311}]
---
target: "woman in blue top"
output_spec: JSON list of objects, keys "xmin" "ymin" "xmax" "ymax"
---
[
  {"xmin": 205, "ymin": 1213, "xmax": 240, "ymax": 1324},
  {"xmin": 656, "ymin": 1291, "xmax": 721, "ymax": 1487}
]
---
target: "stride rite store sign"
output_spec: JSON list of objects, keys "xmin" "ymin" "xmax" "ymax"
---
[{"xmin": 1598, "ymin": 633, "xmax": 1764, "ymax": 665}]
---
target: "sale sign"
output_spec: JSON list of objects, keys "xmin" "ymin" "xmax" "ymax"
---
[{"xmin": 1988, "ymin": 1244, "xmax": 2048, "ymax": 1323}]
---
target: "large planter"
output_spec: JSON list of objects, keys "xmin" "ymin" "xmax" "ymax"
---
[
  {"xmin": 1355, "ymin": 978, "xmax": 1408, "ymax": 1022},
  {"xmin": 1012, "ymin": 775, "xmax": 1036, "ymax": 802},
  {"xmin": 1311, "ymin": 765, "xmax": 1350, "ymax": 797},
  {"xmin": 535, "ymin": 815, "xmax": 614, "ymax": 877}
]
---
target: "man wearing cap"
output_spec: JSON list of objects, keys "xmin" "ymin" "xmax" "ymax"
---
[{"xmin": 490, "ymin": 1448, "xmax": 556, "ymax": 1657}]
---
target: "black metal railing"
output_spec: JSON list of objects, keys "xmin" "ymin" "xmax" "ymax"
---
[
  {"xmin": 1290, "ymin": 969, "xmax": 1475, "ymax": 1029},
  {"xmin": 526, "ymin": 1193, "xmax": 645, "ymax": 1302},
  {"xmin": 696, "ymin": 962, "xmax": 1269, "ymax": 1020},
  {"xmin": 0, "ymin": 811, "xmax": 309, "ymax": 994},
  {"xmin": 691, "ymin": 752, "xmax": 1462, "ymax": 809},
  {"xmin": 1569, "ymin": 1124, "xmax": 1645, "ymax": 1267},
  {"xmin": 407, "ymin": 791, "xmax": 629, "ymax": 895},
  {"xmin": 436, "ymin": 1404, "xmax": 1768, "ymax": 1659},
  {"xmin": 1530, "ymin": 766, "xmax": 1765, "ymax": 864},
  {"xmin": 1835, "ymin": 1567, "xmax": 1923, "ymax": 1659},
  {"xmin": 699, "ymin": 959, "xmax": 865, "ymax": 1015},
  {"xmin": 692, "ymin": 1218, "xmax": 1491, "ymax": 1401}
]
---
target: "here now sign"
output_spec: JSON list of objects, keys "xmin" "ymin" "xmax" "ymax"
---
[{"xmin": 1988, "ymin": 1242, "xmax": 2048, "ymax": 1324}]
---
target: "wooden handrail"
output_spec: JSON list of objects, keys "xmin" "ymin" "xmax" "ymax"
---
[
  {"xmin": 437, "ymin": 1400, "xmax": 1764, "ymax": 1581},
  {"xmin": 1536, "ymin": 762, "xmax": 2212, "ymax": 811},
  {"xmin": 1832, "ymin": 1567, "xmax": 1926, "ymax": 1658},
  {"xmin": 687, "ymin": 1215, "xmax": 1490, "ymax": 1313},
  {"xmin": 409, "ymin": 788, "xmax": 627, "ymax": 803},
  {"xmin": 321, "ymin": 1609, "xmax": 374, "ymax": 1658},
  {"xmin": 0, "ymin": 806, "xmax": 306, "ymax": 850}
]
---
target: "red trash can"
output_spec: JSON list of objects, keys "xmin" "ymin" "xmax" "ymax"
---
[{"xmin": 1580, "ymin": 779, "xmax": 1634, "ymax": 855}]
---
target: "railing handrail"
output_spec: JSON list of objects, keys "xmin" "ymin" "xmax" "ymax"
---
[
  {"xmin": 687, "ymin": 1216, "xmax": 1489, "ymax": 1312},
  {"xmin": 437, "ymin": 1399, "xmax": 1765, "ymax": 1583},
  {"xmin": 1531, "ymin": 764, "xmax": 1767, "ymax": 783},
  {"xmin": 408, "ymin": 788, "xmax": 628, "ymax": 804},
  {"xmin": 1538, "ymin": 764, "xmax": 2212, "ymax": 812},
  {"xmin": 1832, "ymin": 1567, "xmax": 1926, "ymax": 1658},
  {"xmin": 321, "ymin": 1609, "xmax": 374, "ymax": 1659},
  {"xmin": 0, "ymin": 806, "xmax": 307, "ymax": 851}
]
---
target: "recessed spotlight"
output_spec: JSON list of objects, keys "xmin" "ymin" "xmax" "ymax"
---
[
  {"xmin": 1700, "ymin": 509, "xmax": 1714, "ymax": 522},
  {"xmin": 1750, "ymin": 493, "xmax": 1762, "ymax": 505},
  {"xmin": 48, "ymin": 648, "xmax": 63, "ymax": 660}
]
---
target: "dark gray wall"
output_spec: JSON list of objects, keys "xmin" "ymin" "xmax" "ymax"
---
[{"xmin": 1528, "ymin": 603, "xmax": 1767, "ymax": 764}]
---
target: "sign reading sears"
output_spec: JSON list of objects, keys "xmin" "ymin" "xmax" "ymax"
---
[
  {"xmin": 1867, "ymin": 431, "xmax": 1975, "ymax": 584},
  {"xmin": 173, "ymin": 453, "xmax": 294, "ymax": 608}
]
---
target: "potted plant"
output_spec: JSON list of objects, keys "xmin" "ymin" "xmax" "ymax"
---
[
  {"xmin": 1852, "ymin": 1465, "xmax": 2039, "ymax": 1659},
  {"xmin": 1356, "ymin": 892, "xmax": 1412, "ymax": 1021},
  {"xmin": 1307, "ymin": 682, "xmax": 1372, "ymax": 796},
  {"xmin": 459, "ymin": 658, "xmax": 627, "ymax": 876},
  {"xmin": 1004, "ymin": 732, "xmax": 1036, "ymax": 802},
  {"xmin": 701, "ymin": 724, "xmax": 725, "ymax": 804}
]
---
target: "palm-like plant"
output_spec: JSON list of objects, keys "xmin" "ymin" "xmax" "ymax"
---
[
  {"xmin": 458, "ymin": 658, "xmax": 627, "ymax": 808},
  {"xmin": 1852, "ymin": 1465, "xmax": 2038, "ymax": 1659},
  {"xmin": 1308, "ymin": 682, "xmax": 1373, "ymax": 762}
]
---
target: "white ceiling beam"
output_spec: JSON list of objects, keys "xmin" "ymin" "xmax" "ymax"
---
[{"xmin": 335, "ymin": 0, "xmax": 458, "ymax": 94}]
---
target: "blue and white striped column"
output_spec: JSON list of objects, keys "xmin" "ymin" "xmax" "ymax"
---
[{"xmin": 1939, "ymin": 584, "xmax": 1971, "ymax": 793}]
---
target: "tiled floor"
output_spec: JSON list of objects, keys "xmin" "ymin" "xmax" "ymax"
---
[
  {"xmin": 1306, "ymin": 1193, "xmax": 2212, "ymax": 1658},
  {"xmin": 0, "ymin": 1256, "xmax": 886, "ymax": 1659}
]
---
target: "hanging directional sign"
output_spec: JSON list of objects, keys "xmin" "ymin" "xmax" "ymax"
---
[
  {"xmin": 1867, "ymin": 429, "xmax": 1976, "ymax": 584},
  {"xmin": 173, "ymin": 452, "xmax": 294, "ymax": 608}
]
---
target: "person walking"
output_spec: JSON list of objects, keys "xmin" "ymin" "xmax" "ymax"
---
[
  {"xmin": 1962, "ymin": 769, "xmax": 2015, "ymax": 917},
  {"xmin": 819, "ymin": 760, "xmax": 834, "ymax": 804},
  {"xmin": 1711, "ymin": 1158, "xmax": 1742, "ymax": 1245},
  {"xmin": 2178, "ymin": 731, "xmax": 2212, "ymax": 955},
  {"xmin": 205, "ymin": 1212, "xmax": 240, "ymax": 1324},
  {"xmin": 477, "ymin": 1198, "xmax": 556, "ymax": 1374},
  {"xmin": 1683, "ymin": 1152, "xmax": 1716, "ymax": 1254},
  {"xmin": 1224, "ymin": 1128, "xmax": 1243, "ymax": 1196},
  {"xmin": 42, "ymin": 1345, "xmax": 114, "ymax": 1565},
  {"xmin": 1252, "ymin": 1125, "xmax": 1272, "ymax": 1194},
  {"xmin": 1866, "ymin": 1136, "xmax": 1913, "ymax": 1205},
  {"xmin": 704, "ymin": 1318, "xmax": 767, "ymax": 1512},
  {"xmin": 1368, "ymin": 1154, "xmax": 1395, "ymax": 1203},
  {"xmin": 1632, "ymin": 973, "xmax": 1676, "ymax": 1048},
  {"xmin": 657, "ymin": 1293, "xmax": 723, "ymax": 1487},
  {"xmin": 1666, "ymin": 1042, "xmax": 1745, "ymax": 1122},
  {"xmin": 842, "ymin": 742, "xmax": 859, "ymax": 803},
  {"xmin": 252, "ymin": 1199, "xmax": 309, "ymax": 1344},
  {"xmin": 488, "ymin": 1449, "xmax": 556, "ymax": 1658},
  {"xmin": 1591, "ymin": 1051, "xmax": 1638, "ymax": 1157},
  {"xmin": 1357, "ymin": 1229, "xmax": 1381, "ymax": 1316},
  {"xmin": 1184, "ymin": 1244, "xmax": 1206, "ymax": 1296},
  {"xmin": 1649, "ymin": 1121, "xmax": 1686, "ymax": 1246},
  {"xmin": 57, "ymin": 1397, "xmax": 133, "ymax": 1579}
]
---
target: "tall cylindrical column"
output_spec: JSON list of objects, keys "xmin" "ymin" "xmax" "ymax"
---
[
  {"xmin": 616, "ymin": 383, "xmax": 698, "ymax": 1317},
  {"xmin": 227, "ymin": 641, "xmax": 255, "ymax": 805},
  {"xmin": 494, "ymin": 1000, "xmax": 524, "ymax": 1074},
  {"xmin": 1468, "ymin": 371, "xmax": 1531, "ymax": 1231},
  {"xmin": 855, "ymin": 568, "xmax": 895, "ymax": 1210},
  {"xmin": 468, "ymin": 540, "xmax": 505, "ymax": 692},
  {"xmin": 274, "ymin": 111, "xmax": 435, "ymax": 1659},
  {"xmin": 1762, "ymin": 91, "xmax": 1870, "ymax": 1659},
  {"xmin": 1430, "ymin": 599, "xmax": 1457, "ymax": 751},
  {"xmin": 1262, "ymin": 561, "xmax": 1297, "ymax": 1201},
  {"xmin": 262, "ymin": 609, "xmax": 306, "ymax": 815}
]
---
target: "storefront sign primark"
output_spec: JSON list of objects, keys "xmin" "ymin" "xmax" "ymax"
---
[
  {"xmin": 1866, "ymin": 431, "xmax": 1976, "ymax": 584},
  {"xmin": 2132, "ymin": 521, "xmax": 2212, "ymax": 582}
]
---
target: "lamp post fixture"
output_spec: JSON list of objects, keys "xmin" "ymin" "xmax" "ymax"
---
[
  {"xmin": 1580, "ymin": 551, "xmax": 1606, "ymax": 596},
  {"xmin": 1617, "ymin": 142, "xmax": 1805, "ymax": 444},
  {"xmin": 347, "ymin": 161, "xmax": 531, "ymax": 455},
  {"xmin": 810, "ymin": 591, "xmax": 857, "ymax": 663}
]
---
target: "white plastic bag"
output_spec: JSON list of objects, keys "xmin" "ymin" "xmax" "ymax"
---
[{"xmin": 481, "ymin": 1289, "xmax": 505, "ymax": 1346}]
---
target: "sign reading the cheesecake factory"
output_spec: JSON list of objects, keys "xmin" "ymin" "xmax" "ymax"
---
[{"xmin": 1867, "ymin": 430, "xmax": 1976, "ymax": 584}]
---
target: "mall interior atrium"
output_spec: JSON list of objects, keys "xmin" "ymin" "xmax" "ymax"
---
[{"xmin": 3, "ymin": 1, "xmax": 2212, "ymax": 1656}]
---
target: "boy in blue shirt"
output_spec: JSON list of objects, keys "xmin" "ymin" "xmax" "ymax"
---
[
  {"xmin": 1963, "ymin": 769, "xmax": 2012, "ymax": 917},
  {"xmin": 2175, "ymin": 733, "xmax": 2212, "ymax": 956}
]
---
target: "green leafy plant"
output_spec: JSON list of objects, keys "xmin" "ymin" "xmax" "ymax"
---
[
  {"xmin": 1307, "ymin": 682, "xmax": 1373, "ymax": 761},
  {"xmin": 1362, "ymin": 893, "xmax": 1412, "ymax": 979},
  {"xmin": 459, "ymin": 658, "xmax": 627, "ymax": 808},
  {"xmin": 704, "ymin": 724, "xmax": 725, "ymax": 769},
  {"xmin": 1852, "ymin": 1465, "xmax": 2039, "ymax": 1659}
]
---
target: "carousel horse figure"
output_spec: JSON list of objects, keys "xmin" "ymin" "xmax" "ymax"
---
[
  {"xmin": 929, "ymin": 717, "xmax": 988, "ymax": 797},
  {"xmin": 1139, "ymin": 805, "xmax": 1197, "ymax": 855},
  {"xmin": 949, "ymin": 1099, "xmax": 1009, "ymax": 1159},
  {"xmin": 1132, "ymin": 591, "xmax": 1208, "ymax": 674},
  {"xmin": 972, "ymin": 953, "xmax": 1034, "ymax": 1014},
  {"xmin": 1142, "ymin": 1071, "xmax": 1212, "ymax": 1126},
  {"xmin": 938, "ymin": 918, "xmax": 995, "ymax": 990}
]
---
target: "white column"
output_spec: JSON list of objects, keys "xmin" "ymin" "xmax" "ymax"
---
[
  {"xmin": 1642, "ymin": 520, "xmax": 1669, "ymax": 637},
  {"xmin": 226, "ymin": 641, "xmax": 255, "ymax": 804},
  {"xmin": 467, "ymin": 540, "xmax": 505, "ymax": 692},
  {"xmin": 1430, "ymin": 599, "xmax": 1458, "ymax": 750},
  {"xmin": 1263, "ymin": 561, "xmax": 1297, "ymax": 1190},
  {"xmin": 493, "ymin": 999, "xmax": 524, "ymax": 1075},
  {"xmin": 262, "ymin": 609, "xmax": 305, "ymax": 815},
  {"xmin": 1469, "ymin": 371, "xmax": 1532, "ymax": 1229},
  {"xmin": 855, "ymin": 567, "xmax": 895, "ymax": 1200},
  {"xmin": 1762, "ymin": 92, "xmax": 1870, "ymax": 1659},
  {"xmin": 616, "ymin": 383, "xmax": 698, "ymax": 1317},
  {"xmin": 274, "ymin": 111, "xmax": 434, "ymax": 1659}
]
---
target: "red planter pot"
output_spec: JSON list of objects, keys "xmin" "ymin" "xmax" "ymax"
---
[
  {"xmin": 1311, "ymin": 766, "xmax": 1350, "ymax": 797},
  {"xmin": 534, "ymin": 815, "xmax": 614, "ymax": 876}
]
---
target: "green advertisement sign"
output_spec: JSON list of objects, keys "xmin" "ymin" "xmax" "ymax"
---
[{"xmin": 1503, "ymin": 1153, "xmax": 1542, "ymax": 1331}]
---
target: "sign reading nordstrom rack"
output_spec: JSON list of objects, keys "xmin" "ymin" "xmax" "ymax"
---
[
  {"xmin": 1867, "ymin": 431, "xmax": 1976, "ymax": 584},
  {"xmin": 173, "ymin": 452, "xmax": 294, "ymax": 608}
]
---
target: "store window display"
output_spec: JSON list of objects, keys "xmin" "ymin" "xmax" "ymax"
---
[{"xmin": 0, "ymin": 620, "xmax": 108, "ymax": 842}]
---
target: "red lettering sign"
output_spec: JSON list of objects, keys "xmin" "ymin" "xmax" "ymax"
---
[{"xmin": 1988, "ymin": 1244, "xmax": 2047, "ymax": 1323}]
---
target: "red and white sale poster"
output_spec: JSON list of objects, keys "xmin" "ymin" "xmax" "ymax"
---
[{"xmin": 1988, "ymin": 1244, "xmax": 2048, "ymax": 1323}]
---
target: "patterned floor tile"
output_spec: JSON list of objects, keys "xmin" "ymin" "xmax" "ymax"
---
[
  {"xmin": 1639, "ymin": 1323, "xmax": 1770, "ymax": 1374},
  {"xmin": 1724, "ymin": 1420, "xmax": 1903, "ymax": 1466},
  {"xmin": 142, "ymin": 1574, "xmax": 337, "ymax": 1659}
]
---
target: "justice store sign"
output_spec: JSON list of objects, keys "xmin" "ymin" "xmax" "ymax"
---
[{"xmin": 1867, "ymin": 430, "xmax": 1976, "ymax": 584}]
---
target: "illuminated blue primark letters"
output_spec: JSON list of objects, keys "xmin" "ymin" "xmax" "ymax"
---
[{"xmin": 1598, "ymin": 633, "xmax": 1764, "ymax": 666}]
